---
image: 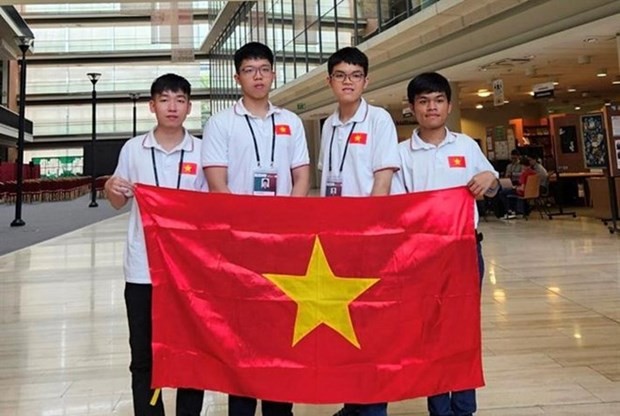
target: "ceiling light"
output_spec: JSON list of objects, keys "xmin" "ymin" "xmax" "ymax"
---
[
  {"xmin": 475, "ymin": 103, "xmax": 484, "ymax": 109},
  {"xmin": 503, "ymin": 100, "xmax": 510, "ymax": 104},
  {"xmin": 574, "ymin": 104, "xmax": 581, "ymax": 110},
  {"xmin": 477, "ymin": 89, "xmax": 492, "ymax": 98},
  {"xmin": 528, "ymin": 91, "xmax": 534, "ymax": 96},
  {"xmin": 567, "ymin": 86, "xmax": 577, "ymax": 92},
  {"xmin": 613, "ymin": 76, "xmax": 620, "ymax": 85},
  {"xmin": 583, "ymin": 37, "xmax": 598, "ymax": 43},
  {"xmin": 604, "ymin": 99, "xmax": 611, "ymax": 106},
  {"xmin": 552, "ymin": 80, "xmax": 559, "ymax": 86},
  {"xmin": 597, "ymin": 68, "xmax": 607, "ymax": 77}
]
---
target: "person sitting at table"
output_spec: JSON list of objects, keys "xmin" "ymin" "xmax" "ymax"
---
[
  {"xmin": 502, "ymin": 156, "xmax": 537, "ymax": 219},
  {"xmin": 527, "ymin": 154, "xmax": 548, "ymax": 194},
  {"xmin": 505, "ymin": 149, "xmax": 522, "ymax": 185}
]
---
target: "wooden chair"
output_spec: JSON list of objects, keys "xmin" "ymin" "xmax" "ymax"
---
[{"xmin": 507, "ymin": 174, "xmax": 541, "ymax": 220}]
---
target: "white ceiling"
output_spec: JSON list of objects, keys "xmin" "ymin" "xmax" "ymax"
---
[{"xmin": 270, "ymin": 0, "xmax": 620, "ymax": 119}]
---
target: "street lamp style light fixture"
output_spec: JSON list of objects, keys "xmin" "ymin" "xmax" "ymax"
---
[
  {"xmin": 129, "ymin": 92, "xmax": 140, "ymax": 137},
  {"xmin": 10, "ymin": 35, "xmax": 34, "ymax": 228},
  {"xmin": 87, "ymin": 72, "xmax": 101, "ymax": 208}
]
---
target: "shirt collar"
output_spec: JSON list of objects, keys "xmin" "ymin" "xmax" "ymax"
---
[
  {"xmin": 330, "ymin": 98, "xmax": 369, "ymax": 127},
  {"xmin": 234, "ymin": 98, "xmax": 281, "ymax": 118},
  {"xmin": 141, "ymin": 128, "xmax": 194, "ymax": 153},
  {"xmin": 410, "ymin": 127, "xmax": 456, "ymax": 150}
]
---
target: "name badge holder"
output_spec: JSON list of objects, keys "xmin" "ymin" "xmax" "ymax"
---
[
  {"xmin": 325, "ymin": 122, "xmax": 357, "ymax": 197},
  {"xmin": 245, "ymin": 114, "xmax": 279, "ymax": 196},
  {"xmin": 325, "ymin": 174, "xmax": 342, "ymax": 197}
]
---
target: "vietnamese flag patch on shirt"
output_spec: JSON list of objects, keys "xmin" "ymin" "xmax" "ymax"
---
[
  {"xmin": 448, "ymin": 156, "xmax": 466, "ymax": 168},
  {"xmin": 349, "ymin": 132, "xmax": 367, "ymax": 144},
  {"xmin": 180, "ymin": 162, "xmax": 197, "ymax": 175},
  {"xmin": 276, "ymin": 124, "xmax": 292, "ymax": 135}
]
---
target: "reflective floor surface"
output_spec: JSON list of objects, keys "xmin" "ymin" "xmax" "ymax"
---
[{"xmin": 1, "ymin": 214, "xmax": 619, "ymax": 415}]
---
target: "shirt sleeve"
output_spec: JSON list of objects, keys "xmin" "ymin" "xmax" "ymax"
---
[
  {"xmin": 371, "ymin": 109, "xmax": 400, "ymax": 172},
  {"xmin": 113, "ymin": 141, "xmax": 132, "ymax": 181},
  {"xmin": 289, "ymin": 114, "xmax": 310, "ymax": 169},
  {"xmin": 317, "ymin": 118, "xmax": 331, "ymax": 172},
  {"xmin": 201, "ymin": 114, "xmax": 229, "ymax": 167},
  {"xmin": 470, "ymin": 139, "xmax": 498, "ymax": 178},
  {"xmin": 390, "ymin": 143, "xmax": 409, "ymax": 195}
]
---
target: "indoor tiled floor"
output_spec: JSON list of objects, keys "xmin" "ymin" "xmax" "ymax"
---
[{"xmin": 0, "ymin": 214, "xmax": 619, "ymax": 415}]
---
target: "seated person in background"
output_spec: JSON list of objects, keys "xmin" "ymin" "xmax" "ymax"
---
[
  {"xmin": 504, "ymin": 149, "xmax": 522, "ymax": 185},
  {"xmin": 501, "ymin": 156, "xmax": 537, "ymax": 219},
  {"xmin": 527, "ymin": 154, "xmax": 548, "ymax": 194}
]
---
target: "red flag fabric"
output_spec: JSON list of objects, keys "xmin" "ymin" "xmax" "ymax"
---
[
  {"xmin": 134, "ymin": 185, "xmax": 483, "ymax": 404},
  {"xmin": 275, "ymin": 124, "xmax": 292, "ymax": 135},
  {"xmin": 349, "ymin": 132, "xmax": 368, "ymax": 144},
  {"xmin": 180, "ymin": 162, "xmax": 197, "ymax": 175},
  {"xmin": 448, "ymin": 156, "xmax": 467, "ymax": 168}
]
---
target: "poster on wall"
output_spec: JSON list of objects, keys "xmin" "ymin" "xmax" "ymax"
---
[
  {"xmin": 581, "ymin": 114, "xmax": 607, "ymax": 168},
  {"xmin": 559, "ymin": 126, "xmax": 578, "ymax": 153}
]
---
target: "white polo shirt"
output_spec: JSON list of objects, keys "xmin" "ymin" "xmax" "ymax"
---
[
  {"xmin": 318, "ymin": 98, "xmax": 400, "ymax": 196},
  {"xmin": 201, "ymin": 99, "xmax": 310, "ymax": 195},
  {"xmin": 392, "ymin": 128, "xmax": 498, "ymax": 227},
  {"xmin": 113, "ymin": 129, "xmax": 207, "ymax": 284}
]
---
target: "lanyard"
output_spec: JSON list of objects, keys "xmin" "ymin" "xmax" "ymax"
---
[
  {"xmin": 328, "ymin": 122, "xmax": 357, "ymax": 174},
  {"xmin": 244, "ymin": 114, "xmax": 276, "ymax": 168},
  {"xmin": 151, "ymin": 147, "xmax": 185, "ymax": 189}
]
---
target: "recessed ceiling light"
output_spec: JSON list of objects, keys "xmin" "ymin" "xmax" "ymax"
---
[
  {"xmin": 567, "ymin": 87, "xmax": 577, "ymax": 92},
  {"xmin": 574, "ymin": 104, "xmax": 581, "ymax": 110},
  {"xmin": 597, "ymin": 68, "xmax": 607, "ymax": 77},
  {"xmin": 528, "ymin": 91, "xmax": 534, "ymax": 96},
  {"xmin": 477, "ymin": 89, "xmax": 492, "ymax": 98},
  {"xmin": 583, "ymin": 37, "xmax": 598, "ymax": 43},
  {"xmin": 613, "ymin": 76, "xmax": 620, "ymax": 85},
  {"xmin": 503, "ymin": 100, "xmax": 510, "ymax": 104},
  {"xmin": 552, "ymin": 80, "xmax": 559, "ymax": 86},
  {"xmin": 604, "ymin": 100, "xmax": 611, "ymax": 106},
  {"xmin": 475, "ymin": 103, "xmax": 484, "ymax": 109}
]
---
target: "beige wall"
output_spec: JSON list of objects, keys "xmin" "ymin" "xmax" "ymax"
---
[{"xmin": 461, "ymin": 102, "xmax": 547, "ymax": 143}]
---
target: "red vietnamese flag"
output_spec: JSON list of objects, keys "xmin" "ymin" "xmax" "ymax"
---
[
  {"xmin": 448, "ymin": 156, "xmax": 466, "ymax": 168},
  {"xmin": 349, "ymin": 132, "xmax": 367, "ymax": 144},
  {"xmin": 275, "ymin": 124, "xmax": 291, "ymax": 135},
  {"xmin": 180, "ymin": 162, "xmax": 197, "ymax": 175},
  {"xmin": 135, "ymin": 185, "xmax": 483, "ymax": 404}
]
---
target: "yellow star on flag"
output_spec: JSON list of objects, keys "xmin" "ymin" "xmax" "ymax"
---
[
  {"xmin": 353, "ymin": 135, "xmax": 361, "ymax": 142},
  {"xmin": 184, "ymin": 165, "xmax": 192, "ymax": 172},
  {"xmin": 263, "ymin": 237, "xmax": 379, "ymax": 348},
  {"xmin": 454, "ymin": 158, "xmax": 461, "ymax": 165}
]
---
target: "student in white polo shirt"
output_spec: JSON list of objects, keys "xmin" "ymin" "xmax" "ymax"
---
[
  {"xmin": 320, "ymin": 47, "xmax": 399, "ymax": 416},
  {"xmin": 392, "ymin": 72, "xmax": 499, "ymax": 416},
  {"xmin": 201, "ymin": 41, "xmax": 310, "ymax": 199},
  {"xmin": 105, "ymin": 73, "xmax": 206, "ymax": 416},
  {"xmin": 201, "ymin": 42, "xmax": 310, "ymax": 416}
]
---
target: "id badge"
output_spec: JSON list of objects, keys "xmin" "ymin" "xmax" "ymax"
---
[
  {"xmin": 325, "ymin": 175, "xmax": 342, "ymax": 197},
  {"xmin": 253, "ymin": 169, "xmax": 278, "ymax": 196}
]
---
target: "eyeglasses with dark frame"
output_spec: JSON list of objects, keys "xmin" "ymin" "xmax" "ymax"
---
[
  {"xmin": 330, "ymin": 71, "xmax": 366, "ymax": 83},
  {"xmin": 239, "ymin": 65, "xmax": 273, "ymax": 77}
]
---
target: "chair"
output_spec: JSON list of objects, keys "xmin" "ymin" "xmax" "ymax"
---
[{"xmin": 507, "ymin": 174, "xmax": 541, "ymax": 220}]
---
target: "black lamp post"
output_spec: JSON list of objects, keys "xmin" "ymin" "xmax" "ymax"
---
[
  {"xmin": 10, "ymin": 36, "xmax": 34, "ymax": 228},
  {"xmin": 129, "ymin": 92, "xmax": 140, "ymax": 137},
  {"xmin": 87, "ymin": 72, "xmax": 101, "ymax": 208}
]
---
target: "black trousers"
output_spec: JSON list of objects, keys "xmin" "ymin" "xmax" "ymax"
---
[{"xmin": 125, "ymin": 282, "xmax": 204, "ymax": 416}]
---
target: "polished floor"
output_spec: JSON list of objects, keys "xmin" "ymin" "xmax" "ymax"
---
[{"xmin": 0, "ymin": 213, "xmax": 619, "ymax": 415}]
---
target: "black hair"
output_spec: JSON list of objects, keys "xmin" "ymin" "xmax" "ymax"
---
[
  {"xmin": 327, "ymin": 47, "xmax": 369, "ymax": 76},
  {"xmin": 150, "ymin": 73, "xmax": 191, "ymax": 99},
  {"xmin": 407, "ymin": 72, "xmax": 451, "ymax": 103},
  {"xmin": 519, "ymin": 156, "xmax": 531, "ymax": 166},
  {"xmin": 510, "ymin": 149, "xmax": 520, "ymax": 156},
  {"xmin": 234, "ymin": 42, "xmax": 274, "ymax": 73}
]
